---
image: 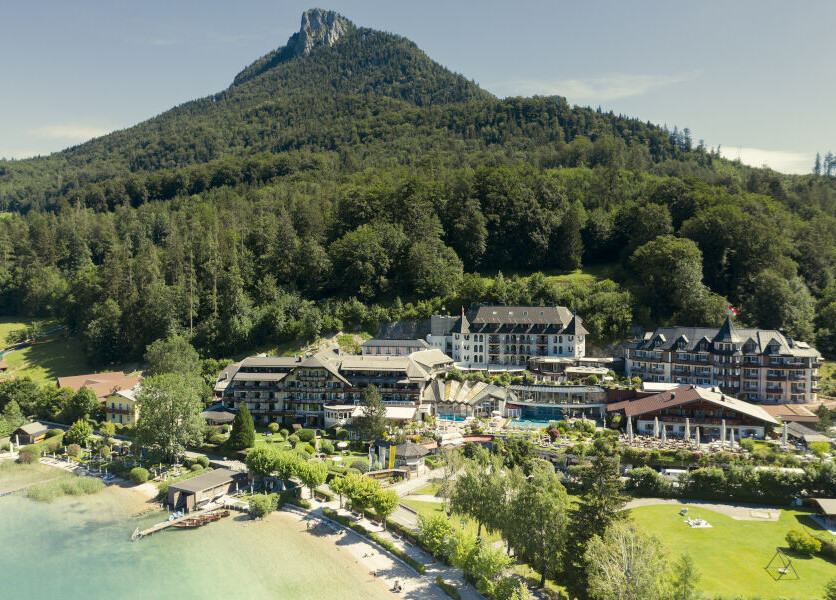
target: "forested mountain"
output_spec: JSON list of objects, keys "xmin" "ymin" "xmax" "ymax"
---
[{"xmin": 1, "ymin": 8, "xmax": 836, "ymax": 368}]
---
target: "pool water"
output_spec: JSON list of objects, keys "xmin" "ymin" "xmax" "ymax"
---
[{"xmin": 437, "ymin": 415, "xmax": 467, "ymax": 422}]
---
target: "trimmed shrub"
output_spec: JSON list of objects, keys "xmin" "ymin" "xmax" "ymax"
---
[
  {"xmin": 350, "ymin": 458, "xmax": 369, "ymax": 473},
  {"xmin": 320, "ymin": 440, "xmax": 334, "ymax": 455},
  {"xmin": 21, "ymin": 444, "xmax": 42, "ymax": 457},
  {"xmin": 314, "ymin": 489, "xmax": 333, "ymax": 502},
  {"xmin": 98, "ymin": 445, "xmax": 111, "ymax": 458},
  {"xmin": 46, "ymin": 439, "xmax": 61, "ymax": 453},
  {"xmin": 66, "ymin": 444, "xmax": 82, "ymax": 458},
  {"xmin": 46, "ymin": 429, "xmax": 63, "ymax": 438},
  {"xmin": 267, "ymin": 422, "xmax": 280, "ymax": 433},
  {"xmin": 627, "ymin": 466, "xmax": 667, "ymax": 496},
  {"xmin": 813, "ymin": 533, "xmax": 836, "ymax": 561},
  {"xmin": 190, "ymin": 463, "xmax": 203, "ymax": 472},
  {"xmin": 130, "ymin": 467, "xmax": 150, "ymax": 484},
  {"xmin": 249, "ymin": 494, "xmax": 276, "ymax": 518},
  {"xmin": 18, "ymin": 450, "xmax": 38, "ymax": 464},
  {"xmin": 195, "ymin": 455, "xmax": 210, "ymax": 468},
  {"xmin": 300, "ymin": 443, "xmax": 315, "ymax": 455},
  {"xmin": 435, "ymin": 576, "xmax": 462, "ymax": 600},
  {"xmin": 288, "ymin": 434, "xmax": 300, "ymax": 445},
  {"xmin": 209, "ymin": 433, "xmax": 227, "ymax": 445},
  {"xmin": 297, "ymin": 429, "xmax": 316, "ymax": 443},
  {"xmin": 336, "ymin": 429, "xmax": 349, "ymax": 440},
  {"xmin": 786, "ymin": 529, "xmax": 821, "ymax": 556}
]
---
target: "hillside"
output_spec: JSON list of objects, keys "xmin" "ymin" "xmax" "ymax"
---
[{"xmin": 1, "ymin": 8, "xmax": 836, "ymax": 368}]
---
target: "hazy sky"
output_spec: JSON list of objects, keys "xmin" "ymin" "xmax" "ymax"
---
[{"xmin": 1, "ymin": 1, "xmax": 833, "ymax": 174}]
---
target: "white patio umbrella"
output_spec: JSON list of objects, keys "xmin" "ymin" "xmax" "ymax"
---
[
  {"xmin": 653, "ymin": 416, "xmax": 660, "ymax": 438},
  {"xmin": 661, "ymin": 425, "xmax": 667, "ymax": 443},
  {"xmin": 685, "ymin": 418, "xmax": 691, "ymax": 442},
  {"xmin": 782, "ymin": 423, "xmax": 788, "ymax": 448},
  {"xmin": 721, "ymin": 419, "xmax": 726, "ymax": 443},
  {"xmin": 728, "ymin": 427, "xmax": 734, "ymax": 451},
  {"xmin": 695, "ymin": 427, "xmax": 700, "ymax": 449},
  {"xmin": 627, "ymin": 415, "xmax": 633, "ymax": 444}
]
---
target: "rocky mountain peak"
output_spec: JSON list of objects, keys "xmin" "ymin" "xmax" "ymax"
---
[{"xmin": 288, "ymin": 8, "xmax": 353, "ymax": 57}]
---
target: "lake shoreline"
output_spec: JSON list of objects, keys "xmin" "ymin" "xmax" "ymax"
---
[{"xmin": 0, "ymin": 466, "xmax": 401, "ymax": 599}]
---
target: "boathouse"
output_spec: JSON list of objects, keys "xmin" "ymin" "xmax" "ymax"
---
[{"xmin": 167, "ymin": 468, "xmax": 247, "ymax": 512}]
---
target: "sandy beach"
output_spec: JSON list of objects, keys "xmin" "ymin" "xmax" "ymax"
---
[{"xmin": 274, "ymin": 510, "xmax": 450, "ymax": 600}]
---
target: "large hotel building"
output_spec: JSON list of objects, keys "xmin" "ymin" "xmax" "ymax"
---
[
  {"xmin": 625, "ymin": 317, "xmax": 822, "ymax": 404},
  {"xmin": 426, "ymin": 305, "xmax": 588, "ymax": 370}
]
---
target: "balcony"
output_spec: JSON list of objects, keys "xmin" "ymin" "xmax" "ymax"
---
[
  {"xmin": 812, "ymin": 373, "xmax": 822, "ymax": 381},
  {"xmin": 297, "ymin": 374, "xmax": 326, "ymax": 381},
  {"xmin": 766, "ymin": 374, "xmax": 787, "ymax": 381}
]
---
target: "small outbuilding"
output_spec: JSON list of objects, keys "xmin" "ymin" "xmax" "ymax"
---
[
  {"xmin": 201, "ymin": 406, "xmax": 237, "ymax": 427},
  {"xmin": 167, "ymin": 468, "xmax": 247, "ymax": 512},
  {"xmin": 784, "ymin": 422, "xmax": 833, "ymax": 447},
  {"xmin": 12, "ymin": 422, "xmax": 48, "ymax": 445},
  {"xmin": 811, "ymin": 498, "xmax": 836, "ymax": 530}
]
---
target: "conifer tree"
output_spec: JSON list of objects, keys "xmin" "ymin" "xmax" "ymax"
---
[{"xmin": 228, "ymin": 403, "xmax": 255, "ymax": 450}]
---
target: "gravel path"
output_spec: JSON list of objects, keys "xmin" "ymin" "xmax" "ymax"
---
[{"xmin": 626, "ymin": 497, "xmax": 782, "ymax": 521}]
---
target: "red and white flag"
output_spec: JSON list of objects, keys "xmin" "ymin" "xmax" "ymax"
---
[{"xmin": 727, "ymin": 305, "xmax": 739, "ymax": 316}]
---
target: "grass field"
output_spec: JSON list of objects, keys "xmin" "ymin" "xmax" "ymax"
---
[
  {"xmin": 411, "ymin": 482, "xmax": 441, "ymax": 496},
  {"xmin": 632, "ymin": 505, "xmax": 836, "ymax": 599},
  {"xmin": 0, "ymin": 317, "xmax": 91, "ymax": 384}
]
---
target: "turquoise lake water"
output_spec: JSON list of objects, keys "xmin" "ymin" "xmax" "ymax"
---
[{"xmin": 0, "ymin": 481, "xmax": 391, "ymax": 600}]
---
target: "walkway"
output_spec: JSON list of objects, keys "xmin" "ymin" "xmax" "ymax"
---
[
  {"xmin": 303, "ymin": 498, "xmax": 485, "ymax": 600},
  {"xmin": 625, "ymin": 497, "xmax": 782, "ymax": 521}
]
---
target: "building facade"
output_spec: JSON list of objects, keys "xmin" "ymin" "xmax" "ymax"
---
[
  {"xmin": 608, "ymin": 384, "xmax": 780, "ymax": 440},
  {"xmin": 426, "ymin": 305, "xmax": 588, "ymax": 371},
  {"xmin": 104, "ymin": 386, "xmax": 141, "ymax": 425},
  {"xmin": 507, "ymin": 384, "xmax": 608, "ymax": 422},
  {"xmin": 220, "ymin": 350, "xmax": 453, "ymax": 427},
  {"xmin": 625, "ymin": 317, "xmax": 822, "ymax": 404},
  {"xmin": 361, "ymin": 338, "xmax": 430, "ymax": 356}
]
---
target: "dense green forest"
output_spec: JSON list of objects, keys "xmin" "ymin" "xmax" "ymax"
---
[{"xmin": 1, "ymin": 10, "xmax": 836, "ymax": 367}]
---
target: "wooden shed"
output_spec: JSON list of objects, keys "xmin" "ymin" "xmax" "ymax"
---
[{"xmin": 12, "ymin": 422, "xmax": 48, "ymax": 445}]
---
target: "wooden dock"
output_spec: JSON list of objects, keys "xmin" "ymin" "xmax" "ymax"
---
[{"xmin": 131, "ymin": 507, "xmax": 228, "ymax": 540}]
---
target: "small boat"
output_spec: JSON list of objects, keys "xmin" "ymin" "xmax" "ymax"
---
[{"xmin": 171, "ymin": 510, "xmax": 230, "ymax": 529}]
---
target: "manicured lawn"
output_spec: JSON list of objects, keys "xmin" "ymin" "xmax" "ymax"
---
[
  {"xmin": 402, "ymin": 498, "xmax": 504, "ymax": 543},
  {"xmin": 0, "ymin": 317, "xmax": 90, "ymax": 384},
  {"xmin": 0, "ymin": 317, "xmax": 31, "ymax": 345},
  {"xmin": 4, "ymin": 337, "xmax": 90, "ymax": 383},
  {"xmin": 412, "ymin": 482, "xmax": 440, "ymax": 496},
  {"xmin": 632, "ymin": 505, "xmax": 836, "ymax": 599}
]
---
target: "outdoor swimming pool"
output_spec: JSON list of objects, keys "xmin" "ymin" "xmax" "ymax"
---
[{"xmin": 437, "ymin": 415, "xmax": 467, "ymax": 422}]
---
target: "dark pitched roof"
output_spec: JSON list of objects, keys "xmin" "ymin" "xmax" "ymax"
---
[
  {"xmin": 562, "ymin": 314, "xmax": 589, "ymax": 336},
  {"xmin": 167, "ymin": 468, "xmax": 245, "ymax": 493},
  {"xmin": 395, "ymin": 441, "xmax": 429, "ymax": 458},
  {"xmin": 630, "ymin": 324, "xmax": 820, "ymax": 357},
  {"xmin": 712, "ymin": 316, "xmax": 741, "ymax": 344}
]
